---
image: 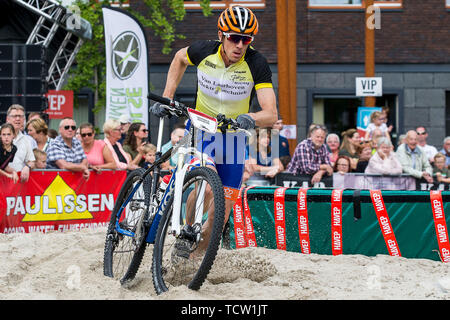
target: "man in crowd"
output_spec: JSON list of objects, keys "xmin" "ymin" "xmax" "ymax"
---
[
  {"xmin": 439, "ymin": 136, "xmax": 450, "ymax": 167},
  {"xmin": 161, "ymin": 123, "xmax": 186, "ymax": 170},
  {"xmin": 396, "ymin": 130, "xmax": 433, "ymax": 183},
  {"xmin": 272, "ymin": 117, "xmax": 291, "ymax": 169},
  {"xmin": 287, "ymin": 124, "xmax": 333, "ymax": 184},
  {"xmin": 6, "ymin": 104, "xmax": 35, "ymax": 182},
  {"xmin": 415, "ymin": 126, "xmax": 437, "ymax": 164},
  {"xmin": 46, "ymin": 117, "xmax": 90, "ymax": 180},
  {"xmin": 118, "ymin": 114, "xmax": 131, "ymax": 144}
]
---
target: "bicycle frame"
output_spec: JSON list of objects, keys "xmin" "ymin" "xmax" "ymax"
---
[{"xmin": 147, "ymin": 120, "xmax": 214, "ymax": 241}]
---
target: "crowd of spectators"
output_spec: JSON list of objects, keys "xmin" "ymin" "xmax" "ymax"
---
[
  {"xmin": 2, "ymin": 103, "xmax": 450, "ymax": 189},
  {"xmin": 279, "ymin": 122, "xmax": 446, "ymax": 186}
]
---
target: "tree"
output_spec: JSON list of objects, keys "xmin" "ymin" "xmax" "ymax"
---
[{"xmin": 64, "ymin": 0, "xmax": 211, "ymax": 112}]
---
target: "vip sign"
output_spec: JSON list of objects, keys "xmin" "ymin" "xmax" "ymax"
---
[
  {"xmin": 45, "ymin": 90, "xmax": 74, "ymax": 119},
  {"xmin": 355, "ymin": 77, "xmax": 383, "ymax": 97}
]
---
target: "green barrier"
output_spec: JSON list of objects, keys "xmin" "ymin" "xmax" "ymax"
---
[{"xmin": 227, "ymin": 187, "xmax": 450, "ymax": 262}]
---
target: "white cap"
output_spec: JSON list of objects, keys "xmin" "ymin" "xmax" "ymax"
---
[{"xmin": 119, "ymin": 114, "xmax": 131, "ymax": 124}]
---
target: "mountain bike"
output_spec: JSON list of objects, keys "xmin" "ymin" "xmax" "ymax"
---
[{"xmin": 103, "ymin": 92, "xmax": 250, "ymax": 293}]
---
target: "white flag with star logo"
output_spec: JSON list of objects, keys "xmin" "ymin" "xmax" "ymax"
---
[{"xmin": 103, "ymin": 6, "xmax": 149, "ymax": 127}]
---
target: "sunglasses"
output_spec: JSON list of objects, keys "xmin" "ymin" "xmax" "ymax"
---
[
  {"xmin": 64, "ymin": 125, "xmax": 76, "ymax": 131},
  {"xmin": 416, "ymin": 131, "xmax": 427, "ymax": 135},
  {"xmin": 223, "ymin": 32, "xmax": 253, "ymax": 45},
  {"xmin": 81, "ymin": 132, "xmax": 93, "ymax": 138},
  {"xmin": 140, "ymin": 129, "xmax": 148, "ymax": 133}
]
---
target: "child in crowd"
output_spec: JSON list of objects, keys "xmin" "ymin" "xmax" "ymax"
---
[
  {"xmin": 364, "ymin": 111, "xmax": 390, "ymax": 142},
  {"xmin": 0, "ymin": 123, "xmax": 18, "ymax": 183},
  {"xmin": 141, "ymin": 143, "xmax": 156, "ymax": 169},
  {"xmin": 33, "ymin": 148, "xmax": 47, "ymax": 169},
  {"xmin": 433, "ymin": 152, "xmax": 450, "ymax": 183}
]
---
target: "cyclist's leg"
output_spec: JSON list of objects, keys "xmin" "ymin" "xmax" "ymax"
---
[{"xmin": 197, "ymin": 131, "xmax": 246, "ymax": 249}]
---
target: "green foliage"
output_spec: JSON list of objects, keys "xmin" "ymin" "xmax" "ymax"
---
[{"xmin": 64, "ymin": 0, "xmax": 212, "ymax": 112}]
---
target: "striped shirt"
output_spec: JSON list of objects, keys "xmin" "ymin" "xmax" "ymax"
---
[
  {"xmin": 287, "ymin": 138, "xmax": 330, "ymax": 175},
  {"xmin": 46, "ymin": 135, "xmax": 86, "ymax": 169}
]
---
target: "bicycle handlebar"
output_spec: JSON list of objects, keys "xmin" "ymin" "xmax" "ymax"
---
[{"xmin": 147, "ymin": 92, "xmax": 250, "ymax": 134}]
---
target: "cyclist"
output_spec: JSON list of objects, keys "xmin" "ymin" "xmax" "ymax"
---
[{"xmin": 151, "ymin": 5, "xmax": 277, "ymax": 252}]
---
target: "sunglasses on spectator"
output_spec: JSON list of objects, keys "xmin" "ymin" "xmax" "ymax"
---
[
  {"xmin": 223, "ymin": 32, "xmax": 253, "ymax": 45},
  {"xmin": 64, "ymin": 125, "xmax": 76, "ymax": 131},
  {"xmin": 140, "ymin": 129, "xmax": 148, "ymax": 133},
  {"xmin": 416, "ymin": 131, "xmax": 427, "ymax": 135},
  {"xmin": 81, "ymin": 132, "xmax": 93, "ymax": 137}
]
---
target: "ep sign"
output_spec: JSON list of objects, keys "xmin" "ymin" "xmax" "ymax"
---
[
  {"xmin": 356, "ymin": 77, "xmax": 382, "ymax": 97},
  {"xmin": 45, "ymin": 90, "xmax": 73, "ymax": 119}
]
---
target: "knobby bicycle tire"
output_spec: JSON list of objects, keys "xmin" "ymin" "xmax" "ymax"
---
[
  {"xmin": 103, "ymin": 168, "xmax": 152, "ymax": 284},
  {"xmin": 152, "ymin": 166, "xmax": 225, "ymax": 294}
]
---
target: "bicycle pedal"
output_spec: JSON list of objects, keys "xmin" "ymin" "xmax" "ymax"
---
[{"xmin": 173, "ymin": 238, "xmax": 192, "ymax": 259}]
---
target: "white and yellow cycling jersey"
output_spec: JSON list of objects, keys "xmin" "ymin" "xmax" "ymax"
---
[{"xmin": 186, "ymin": 40, "xmax": 273, "ymax": 120}]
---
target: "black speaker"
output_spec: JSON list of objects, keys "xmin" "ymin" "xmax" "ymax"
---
[
  {"xmin": 0, "ymin": 45, "xmax": 14, "ymax": 60},
  {"xmin": 0, "ymin": 44, "xmax": 48, "ymax": 113},
  {"xmin": 0, "ymin": 94, "xmax": 47, "ymax": 112}
]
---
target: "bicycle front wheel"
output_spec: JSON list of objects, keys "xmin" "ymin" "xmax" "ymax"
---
[
  {"xmin": 152, "ymin": 166, "xmax": 225, "ymax": 294},
  {"xmin": 103, "ymin": 168, "xmax": 152, "ymax": 284}
]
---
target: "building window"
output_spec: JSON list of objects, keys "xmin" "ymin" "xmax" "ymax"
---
[
  {"xmin": 184, "ymin": 1, "xmax": 266, "ymax": 11},
  {"xmin": 308, "ymin": 0, "xmax": 402, "ymax": 9}
]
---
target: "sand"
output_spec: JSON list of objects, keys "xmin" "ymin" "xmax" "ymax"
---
[{"xmin": 2, "ymin": 226, "xmax": 450, "ymax": 300}]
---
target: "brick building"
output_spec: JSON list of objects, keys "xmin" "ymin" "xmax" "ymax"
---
[{"xmin": 137, "ymin": 0, "xmax": 450, "ymax": 148}]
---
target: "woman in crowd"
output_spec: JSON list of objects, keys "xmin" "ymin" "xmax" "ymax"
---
[
  {"xmin": 0, "ymin": 123, "xmax": 18, "ymax": 183},
  {"xmin": 333, "ymin": 155, "xmax": 352, "ymax": 175},
  {"xmin": 26, "ymin": 118, "xmax": 52, "ymax": 152},
  {"xmin": 103, "ymin": 119, "xmax": 138, "ymax": 171},
  {"xmin": 244, "ymin": 127, "xmax": 284, "ymax": 181},
  {"xmin": 122, "ymin": 122, "xmax": 148, "ymax": 167},
  {"xmin": 326, "ymin": 133, "xmax": 340, "ymax": 167},
  {"xmin": 355, "ymin": 142, "xmax": 373, "ymax": 173},
  {"xmin": 339, "ymin": 128, "xmax": 361, "ymax": 170},
  {"xmin": 79, "ymin": 122, "xmax": 117, "ymax": 171},
  {"xmin": 365, "ymin": 137, "xmax": 402, "ymax": 175}
]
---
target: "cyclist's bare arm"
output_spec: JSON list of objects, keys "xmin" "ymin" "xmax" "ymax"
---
[
  {"xmin": 247, "ymin": 87, "xmax": 278, "ymax": 128},
  {"xmin": 162, "ymin": 47, "xmax": 190, "ymax": 99}
]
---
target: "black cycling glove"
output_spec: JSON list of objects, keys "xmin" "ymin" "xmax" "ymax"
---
[
  {"xmin": 150, "ymin": 102, "xmax": 169, "ymax": 118},
  {"xmin": 236, "ymin": 114, "xmax": 255, "ymax": 130}
]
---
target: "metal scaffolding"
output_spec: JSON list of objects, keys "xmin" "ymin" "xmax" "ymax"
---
[{"xmin": 12, "ymin": 0, "xmax": 92, "ymax": 90}]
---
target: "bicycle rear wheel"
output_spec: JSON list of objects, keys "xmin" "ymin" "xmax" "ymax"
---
[
  {"xmin": 152, "ymin": 166, "xmax": 225, "ymax": 294},
  {"xmin": 103, "ymin": 168, "xmax": 152, "ymax": 284}
]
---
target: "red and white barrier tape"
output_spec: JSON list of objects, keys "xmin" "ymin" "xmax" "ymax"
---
[
  {"xmin": 297, "ymin": 188, "xmax": 310, "ymax": 254},
  {"xmin": 243, "ymin": 186, "xmax": 257, "ymax": 247},
  {"xmin": 370, "ymin": 190, "xmax": 401, "ymax": 257},
  {"xmin": 274, "ymin": 187, "xmax": 288, "ymax": 250},
  {"xmin": 233, "ymin": 186, "xmax": 247, "ymax": 249},
  {"xmin": 331, "ymin": 189, "xmax": 343, "ymax": 256},
  {"xmin": 430, "ymin": 190, "xmax": 450, "ymax": 262}
]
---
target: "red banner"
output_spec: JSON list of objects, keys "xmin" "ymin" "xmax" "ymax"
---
[
  {"xmin": 0, "ymin": 170, "xmax": 127, "ymax": 233},
  {"xmin": 243, "ymin": 186, "xmax": 257, "ymax": 247},
  {"xmin": 233, "ymin": 187, "xmax": 247, "ymax": 249},
  {"xmin": 45, "ymin": 90, "xmax": 74, "ymax": 119},
  {"xmin": 331, "ymin": 189, "xmax": 343, "ymax": 256},
  {"xmin": 297, "ymin": 188, "xmax": 310, "ymax": 254},
  {"xmin": 274, "ymin": 187, "xmax": 287, "ymax": 250},
  {"xmin": 370, "ymin": 190, "xmax": 401, "ymax": 257},
  {"xmin": 430, "ymin": 190, "xmax": 450, "ymax": 263}
]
